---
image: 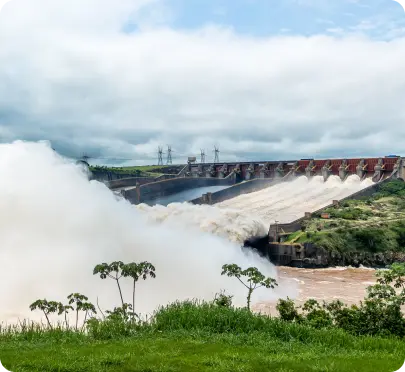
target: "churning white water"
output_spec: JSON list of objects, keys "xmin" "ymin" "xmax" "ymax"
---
[
  {"xmin": 136, "ymin": 202, "xmax": 268, "ymax": 244},
  {"xmin": 0, "ymin": 141, "xmax": 289, "ymax": 325},
  {"xmin": 216, "ymin": 175, "xmax": 374, "ymax": 225},
  {"xmin": 138, "ymin": 175, "xmax": 374, "ymax": 242}
]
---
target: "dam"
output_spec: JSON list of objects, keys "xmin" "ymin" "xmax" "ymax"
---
[
  {"xmin": 100, "ymin": 156, "xmax": 404, "ymax": 215},
  {"xmin": 99, "ymin": 155, "xmax": 405, "ymax": 253}
]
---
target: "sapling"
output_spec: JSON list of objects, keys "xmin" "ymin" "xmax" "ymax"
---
[
  {"xmin": 67, "ymin": 293, "xmax": 96, "ymax": 331},
  {"xmin": 29, "ymin": 299, "xmax": 61, "ymax": 329},
  {"xmin": 93, "ymin": 261, "xmax": 125, "ymax": 307},
  {"xmin": 122, "ymin": 261, "xmax": 156, "ymax": 320},
  {"xmin": 57, "ymin": 303, "xmax": 74, "ymax": 328},
  {"xmin": 80, "ymin": 302, "xmax": 97, "ymax": 331},
  {"xmin": 221, "ymin": 264, "xmax": 278, "ymax": 311}
]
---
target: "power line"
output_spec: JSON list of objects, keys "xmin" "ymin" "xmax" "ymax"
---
[{"xmin": 166, "ymin": 145, "xmax": 173, "ymax": 165}]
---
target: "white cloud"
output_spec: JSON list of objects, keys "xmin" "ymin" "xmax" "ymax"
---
[{"xmin": 0, "ymin": 0, "xmax": 405, "ymax": 164}]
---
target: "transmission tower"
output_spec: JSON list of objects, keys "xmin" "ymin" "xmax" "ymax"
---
[
  {"xmin": 213, "ymin": 146, "xmax": 220, "ymax": 163},
  {"xmin": 80, "ymin": 152, "xmax": 91, "ymax": 164},
  {"xmin": 158, "ymin": 146, "xmax": 164, "ymax": 166},
  {"xmin": 166, "ymin": 145, "xmax": 173, "ymax": 165},
  {"xmin": 200, "ymin": 149, "xmax": 206, "ymax": 163}
]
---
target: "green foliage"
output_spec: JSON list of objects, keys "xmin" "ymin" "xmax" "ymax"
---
[
  {"xmin": 93, "ymin": 261, "xmax": 125, "ymax": 307},
  {"xmin": 29, "ymin": 299, "xmax": 61, "ymax": 329},
  {"xmin": 374, "ymin": 179, "xmax": 405, "ymax": 199},
  {"xmin": 67, "ymin": 293, "xmax": 96, "ymax": 330},
  {"xmin": 86, "ymin": 303, "xmax": 144, "ymax": 340},
  {"xmin": 321, "ymin": 206, "xmax": 373, "ymax": 221},
  {"xmin": 122, "ymin": 261, "xmax": 156, "ymax": 320},
  {"xmin": 30, "ymin": 295, "xmax": 96, "ymax": 331},
  {"xmin": 221, "ymin": 264, "xmax": 278, "ymax": 310},
  {"xmin": 301, "ymin": 299, "xmax": 333, "ymax": 328},
  {"xmin": 308, "ymin": 221, "xmax": 405, "ymax": 254},
  {"xmin": 213, "ymin": 291, "xmax": 233, "ymax": 308},
  {"xmin": 276, "ymin": 297, "xmax": 302, "ymax": 322}
]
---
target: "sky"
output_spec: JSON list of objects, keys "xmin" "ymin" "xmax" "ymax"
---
[{"xmin": 0, "ymin": 0, "xmax": 405, "ymax": 165}]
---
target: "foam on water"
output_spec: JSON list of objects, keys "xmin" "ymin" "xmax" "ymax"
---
[
  {"xmin": 137, "ymin": 175, "xmax": 374, "ymax": 243},
  {"xmin": 217, "ymin": 175, "xmax": 374, "ymax": 225},
  {"xmin": 136, "ymin": 202, "xmax": 268, "ymax": 244},
  {"xmin": 0, "ymin": 141, "xmax": 289, "ymax": 325}
]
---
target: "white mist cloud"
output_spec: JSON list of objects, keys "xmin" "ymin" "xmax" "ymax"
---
[
  {"xmin": 0, "ymin": 0, "xmax": 405, "ymax": 163},
  {"xmin": 0, "ymin": 141, "xmax": 293, "ymax": 324}
]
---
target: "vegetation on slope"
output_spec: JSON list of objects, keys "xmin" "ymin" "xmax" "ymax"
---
[
  {"xmin": 286, "ymin": 179, "xmax": 405, "ymax": 255},
  {"xmin": 89, "ymin": 164, "xmax": 185, "ymax": 178},
  {"xmin": 1, "ymin": 261, "xmax": 405, "ymax": 371}
]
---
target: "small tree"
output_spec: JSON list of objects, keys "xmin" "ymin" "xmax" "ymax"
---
[
  {"xmin": 29, "ymin": 299, "xmax": 61, "ymax": 329},
  {"xmin": 122, "ymin": 261, "xmax": 156, "ymax": 320},
  {"xmin": 221, "ymin": 264, "xmax": 278, "ymax": 311},
  {"xmin": 93, "ymin": 261, "xmax": 125, "ymax": 307},
  {"xmin": 80, "ymin": 302, "xmax": 97, "ymax": 331},
  {"xmin": 57, "ymin": 303, "xmax": 74, "ymax": 328},
  {"xmin": 67, "ymin": 293, "xmax": 96, "ymax": 330}
]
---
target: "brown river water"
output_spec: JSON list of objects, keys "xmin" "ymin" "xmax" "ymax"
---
[{"xmin": 253, "ymin": 266, "xmax": 377, "ymax": 315}]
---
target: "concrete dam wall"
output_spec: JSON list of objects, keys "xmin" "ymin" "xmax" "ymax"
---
[
  {"xmin": 107, "ymin": 177, "xmax": 157, "ymax": 189},
  {"xmin": 122, "ymin": 177, "xmax": 236, "ymax": 205},
  {"xmin": 189, "ymin": 178, "xmax": 275, "ymax": 205}
]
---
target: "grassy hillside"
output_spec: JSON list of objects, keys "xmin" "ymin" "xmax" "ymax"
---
[
  {"xmin": 89, "ymin": 164, "xmax": 185, "ymax": 177},
  {"xmin": 285, "ymin": 179, "xmax": 405, "ymax": 254}
]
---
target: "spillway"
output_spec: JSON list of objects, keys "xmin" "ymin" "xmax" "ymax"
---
[
  {"xmin": 137, "ymin": 175, "xmax": 374, "ymax": 244},
  {"xmin": 216, "ymin": 175, "xmax": 374, "ymax": 225}
]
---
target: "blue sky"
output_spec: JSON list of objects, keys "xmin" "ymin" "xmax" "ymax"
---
[{"xmin": 131, "ymin": 0, "xmax": 405, "ymax": 40}]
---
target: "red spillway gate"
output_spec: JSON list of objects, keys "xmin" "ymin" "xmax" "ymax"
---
[{"xmin": 295, "ymin": 156, "xmax": 400, "ymax": 177}]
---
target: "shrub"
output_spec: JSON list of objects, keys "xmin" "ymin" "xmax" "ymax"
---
[
  {"xmin": 276, "ymin": 263, "xmax": 405, "ymax": 338},
  {"xmin": 276, "ymin": 298, "xmax": 302, "ymax": 322},
  {"xmin": 213, "ymin": 291, "xmax": 233, "ymax": 308}
]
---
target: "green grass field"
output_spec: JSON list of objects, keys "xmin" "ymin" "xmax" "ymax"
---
[
  {"xmin": 1, "ymin": 302, "xmax": 404, "ymax": 372},
  {"xmin": 1, "ymin": 330, "xmax": 404, "ymax": 372}
]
